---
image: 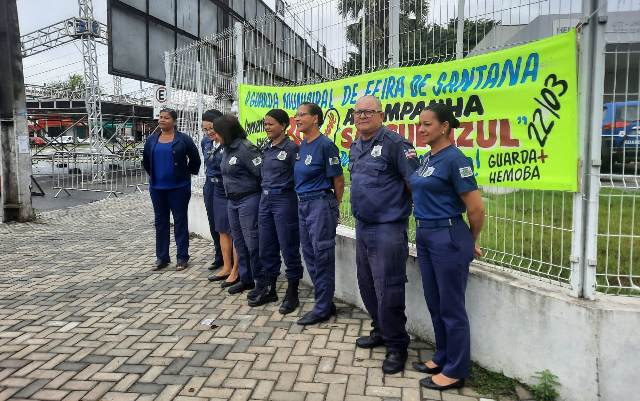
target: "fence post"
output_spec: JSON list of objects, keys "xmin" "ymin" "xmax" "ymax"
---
[
  {"xmin": 389, "ymin": 0, "xmax": 400, "ymax": 67},
  {"xmin": 196, "ymin": 60, "xmax": 202, "ymax": 128},
  {"xmin": 572, "ymin": 0, "xmax": 607, "ymax": 299},
  {"xmin": 164, "ymin": 50, "xmax": 172, "ymax": 103},
  {"xmin": 234, "ymin": 21, "xmax": 244, "ymax": 112},
  {"xmin": 360, "ymin": 9, "xmax": 365, "ymax": 74},
  {"xmin": 456, "ymin": 0, "xmax": 465, "ymax": 59}
]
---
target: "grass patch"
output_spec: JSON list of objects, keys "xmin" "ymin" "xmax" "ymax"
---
[
  {"xmin": 468, "ymin": 362, "xmax": 522, "ymax": 400},
  {"xmin": 339, "ymin": 180, "xmax": 640, "ymax": 293}
]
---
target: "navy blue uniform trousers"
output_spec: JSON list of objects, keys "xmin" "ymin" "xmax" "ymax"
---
[
  {"xmin": 416, "ymin": 218, "xmax": 475, "ymax": 378},
  {"xmin": 356, "ymin": 220, "xmax": 410, "ymax": 353},
  {"xmin": 150, "ymin": 185, "xmax": 191, "ymax": 263},
  {"xmin": 298, "ymin": 193, "xmax": 339, "ymax": 317},
  {"xmin": 258, "ymin": 191, "xmax": 304, "ymax": 282},
  {"xmin": 203, "ymin": 181, "xmax": 223, "ymax": 265},
  {"xmin": 228, "ymin": 193, "xmax": 262, "ymax": 285}
]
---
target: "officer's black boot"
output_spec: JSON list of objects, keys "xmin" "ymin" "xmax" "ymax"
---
[
  {"xmin": 279, "ymin": 279, "xmax": 300, "ymax": 314},
  {"xmin": 248, "ymin": 277, "xmax": 278, "ymax": 307}
]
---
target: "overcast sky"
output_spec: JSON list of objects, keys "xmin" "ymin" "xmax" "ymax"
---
[
  {"xmin": 16, "ymin": 0, "xmax": 276, "ymax": 95},
  {"xmin": 16, "ymin": 0, "xmax": 612, "ymax": 96}
]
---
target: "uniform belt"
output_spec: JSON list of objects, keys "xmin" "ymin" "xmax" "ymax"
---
[
  {"xmin": 297, "ymin": 189, "xmax": 333, "ymax": 202},
  {"xmin": 416, "ymin": 216, "xmax": 462, "ymax": 228},
  {"xmin": 262, "ymin": 188, "xmax": 294, "ymax": 195},
  {"xmin": 226, "ymin": 191, "xmax": 258, "ymax": 201}
]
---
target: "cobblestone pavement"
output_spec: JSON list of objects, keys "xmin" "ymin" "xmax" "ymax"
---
[{"xmin": 0, "ymin": 193, "xmax": 530, "ymax": 401}]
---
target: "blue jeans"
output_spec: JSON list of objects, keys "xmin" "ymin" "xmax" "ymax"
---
[{"xmin": 150, "ymin": 185, "xmax": 191, "ymax": 263}]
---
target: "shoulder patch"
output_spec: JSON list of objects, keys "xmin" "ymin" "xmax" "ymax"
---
[
  {"xmin": 404, "ymin": 148, "xmax": 417, "ymax": 159},
  {"xmin": 459, "ymin": 166, "xmax": 473, "ymax": 178},
  {"xmin": 329, "ymin": 156, "xmax": 340, "ymax": 165}
]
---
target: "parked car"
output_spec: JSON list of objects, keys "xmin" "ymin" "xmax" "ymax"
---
[{"xmin": 601, "ymin": 101, "xmax": 640, "ymax": 173}]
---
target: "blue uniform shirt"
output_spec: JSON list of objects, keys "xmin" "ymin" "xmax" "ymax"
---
[
  {"xmin": 409, "ymin": 145, "xmax": 478, "ymax": 220},
  {"xmin": 349, "ymin": 126, "xmax": 420, "ymax": 223},
  {"xmin": 202, "ymin": 137, "xmax": 224, "ymax": 178},
  {"xmin": 151, "ymin": 141, "xmax": 190, "ymax": 189},
  {"xmin": 294, "ymin": 134, "xmax": 343, "ymax": 194},
  {"xmin": 261, "ymin": 136, "xmax": 298, "ymax": 191},
  {"xmin": 220, "ymin": 138, "xmax": 263, "ymax": 195}
]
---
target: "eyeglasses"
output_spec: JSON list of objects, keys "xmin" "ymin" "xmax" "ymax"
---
[
  {"xmin": 202, "ymin": 127, "xmax": 215, "ymax": 133},
  {"xmin": 294, "ymin": 112, "xmax": 311, "ymax": 118},
  {"xmin": 354, "ymin": 109, "xmax": 382, "ymax": 118}
]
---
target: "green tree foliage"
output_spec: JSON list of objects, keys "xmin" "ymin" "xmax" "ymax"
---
[
  {"xmin": 45, "ymin": 74, "xmax": 86, "ymax": 94},
  {"xmin": 337, "ymin": 0, "xmax": 496, "ymax": 73}
]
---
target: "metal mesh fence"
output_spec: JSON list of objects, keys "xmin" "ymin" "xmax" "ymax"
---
[
  {"xmin": 596, "ymin": 0, "xmax": 640, "ymax": 295},
  {"xmin": 164, "ymin": 0, "xmax": 640, "ymax": 297}
]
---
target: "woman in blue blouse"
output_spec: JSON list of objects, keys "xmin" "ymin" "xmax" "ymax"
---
[
  {"xmin": 409, "ymin": 103, "xmax": 484, "ymax": 391},
  {"xmin": 143, "ymin": 108, "xmax": 201, "ymax": 271}
]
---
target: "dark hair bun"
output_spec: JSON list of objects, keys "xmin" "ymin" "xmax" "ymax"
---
[
  {"xmin": 425, "ymin": 103, "xmax": 459, "ymax": 130},
  {"xmin": 266, "ymin": 108, "xmax": 290, "ymax": 127},
  {"xmin": 202, "ymin": 109, "xmax": 223, "ymax": 123}
]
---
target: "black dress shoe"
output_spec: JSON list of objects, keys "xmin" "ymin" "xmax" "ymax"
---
[
  {"xmin": 356, "ymin": 335, "xmax": 385, "ymax": 349},
  {"xmin": 248, "ymin": 284, "xmax": 278, "ymax": 307},
  {"xmin": 297, "ymin": 311, "xmax": 331, "ymax": 326},
  {"xmin": 208, "ymin": 273, "xmax": 230, "ymax": 282},
  {"xmin": 419, "ymin": 376, "xmax": 465, "ymax": 391},
  {"xmin": 176, "ymin": 260, "xmax": 189, "ymax": 271},
  {"xmin": 208, "ymin": 260, "xmax": 223, "ymax": 271},
  {"xmin": 382, "ymin": 351, "xmax": 408, "ymax": 374},
  {"xmin": 412, "ymin": 361, "xmax": 443, "ymax": 374},
  {"xmin": 221, "ymin": 278, "xmax": 239, "ymax": 288},
  {"xmin": 152, "ymin": 259, "xmax": 169, "ymax": 271},
  {"xmin": 228, "ymin": 281, "xmax": 255, "ymax": 294}
]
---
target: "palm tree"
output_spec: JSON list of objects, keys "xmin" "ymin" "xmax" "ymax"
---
[
  {"xmin": 337, "ymin": 0, "xmax": 429, "ymax": 73},
  {"xmin": 337, "ymin": 1, "xmax": 496, "ymax": 72}
]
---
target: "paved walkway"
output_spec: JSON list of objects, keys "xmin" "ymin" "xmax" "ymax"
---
[{"xmin": 0, "ymin": 193, "xmax": 529, "ymax": 401}]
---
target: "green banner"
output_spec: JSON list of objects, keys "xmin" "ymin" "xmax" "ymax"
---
[{"xmin": 239, "ymin": 30, "xmax": 578, "ymax": 191}]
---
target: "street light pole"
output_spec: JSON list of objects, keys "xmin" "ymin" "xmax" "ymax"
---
[{"xmin": 0, "ymin": 0, "xmax": 33, "ymax": 222}]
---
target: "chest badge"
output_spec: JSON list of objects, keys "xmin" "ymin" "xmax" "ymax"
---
[
  {"xmin": 228, "ymin": 156, "xmax": 237, "ymax": 165},
  {"xmin": 304, "ymin": 154, "xmax": 313, "ymax": 165},
  {"xmin": 277, "ymin": 151, "xmax": 287, "ymax": 161},
  {"xmin": 371, "ymin": 145, "xmax": 382, "ymax": 157},
  {"xmin": 252, "ymin": 156, "xmax": 262, "ymax": 166},
  {"xmin": 420, "ymin": 166, "xmax": 435, "ymax": 177}
]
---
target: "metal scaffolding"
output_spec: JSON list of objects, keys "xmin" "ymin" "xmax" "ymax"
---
[{"xmin": 20, "ymin": 0, "xmax": 106, "ymax": 152}]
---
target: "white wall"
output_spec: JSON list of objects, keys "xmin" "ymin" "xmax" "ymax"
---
[{"xmin": 188, "ymin": 192, "xmax": 640, "ymax": 401}]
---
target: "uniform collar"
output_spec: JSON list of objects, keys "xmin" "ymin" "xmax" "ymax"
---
[
  {"xmin": 228, "ymin": 138, "xmax": 242, "ymax": 149},
  {"xmin": 270, "ymin": 136, "xmax": 290, "ymax": 149},
  {"xmin": 357, "ymin": 125, "xmax": 385, "ymax": 145}
]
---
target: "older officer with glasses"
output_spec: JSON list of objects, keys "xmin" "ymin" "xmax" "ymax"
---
[{"xmin": 349, "ymin": 95, "xmax": 419, "ymax": 374}]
